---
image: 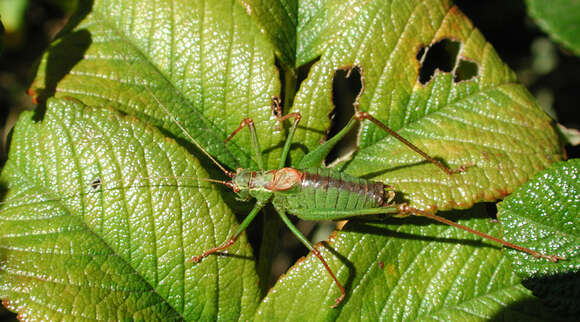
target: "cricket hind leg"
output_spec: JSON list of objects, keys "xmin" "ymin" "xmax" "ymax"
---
[
  {"xmin": 297, "ymin": 110, "xmax": 469, "ymax": 173},
  {"xmin": 398, "ymin": 204, "xmax": 566, "ymax": 262},
  {"xmin": 354, "ymin": 111, "xmax": 467, "ymax": 176},
  {"xmin": 276, "ymin": 208, "xmax": 346, "ymax": 308}
]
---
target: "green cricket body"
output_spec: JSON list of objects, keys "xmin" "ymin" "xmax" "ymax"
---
[
  {"xmin": 176, "ymin": 101, "xmax": 563, "ymax": 308},
  {"xmin": 232, "ymin": 167, "xmax": 393, "ymax": 221},
  {"xmin": 130, "ymin": 80, "xmax": 565, "ymax": 309}
]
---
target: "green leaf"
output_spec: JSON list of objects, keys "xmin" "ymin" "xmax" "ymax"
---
[
  {"xmin": 31, "ymin": 0, "xmax": 285, "ymax": 171},
  {"xmin": 289, "ymin": 0, "xmax": 561, "ymax": 210},
  {"xmin": 526, "ymin": 0, "xmax": 580, "ymax": 56},
  {"xmin": 498, "ymin": 159, "xmax": 580, "ymax": 315},
  {"xmin": 0, "ymin": 98, "xmax": 261, "ymax": 320},
  {"xmin": 255, "ymin": 206, "xmax": 557, "ymax": 320},
  {"xmin": 239, "ymin": 0, "xmax": 366, "ymax": 68},
  {"xmin": 258, "ymin": 0, "xmax": 563, "ymax": 319},
  {"xmin": 0, "ymin": 0, "xmax": 27, "ymax": 34},
  {"xmin": 236, "ymin": 0, "xmax": 297, "ymax": 69},
  {"xmin": 2, "ymin": 0, "xmax": 566, "ymax": 320}
]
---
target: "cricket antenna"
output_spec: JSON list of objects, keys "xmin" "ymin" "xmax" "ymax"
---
[
  {"xmin": 198, "ymin": 177, "xmax": 237, "ymax": 191},
  {"xmin": 197, "ymin": 177, "xmax": 228, "ymax": 184},
  {"xmin": 141, "ymin": 84, "xmax": 235, "ymax": 178}
]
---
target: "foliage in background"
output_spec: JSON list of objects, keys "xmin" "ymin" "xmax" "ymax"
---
[
  {"xmin": 0, "ymin": 0, "xmax": 28, "ymax": 36},
  {"xmin": 0, "ymin": 18, "xmax": 5, "ymax": 54},
  {"xmin": 526, "ymin": 0, "xmax": 580, "ymax": 56},
  {"xmin": 0, "ymin": 0, "xmax": 577, "ymax": 320}
]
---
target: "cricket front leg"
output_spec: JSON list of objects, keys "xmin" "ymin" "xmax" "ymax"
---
[
  {"xmin": 271, "ymin": 97, "xmax": 302, "ymax": 169},
  {"xmin": 189, "ymin": 237, "xmax": 239, "ymax": 263},
  {"xmin": 226, "ymin": 117, "xmax": 265, "ymax": 170},
  {"xmin": 188, "ymin": 201, "xmax": 266, "ymax": 263}
]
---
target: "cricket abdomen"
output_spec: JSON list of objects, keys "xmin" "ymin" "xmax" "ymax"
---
[{"xmin": 274, "ymin": 168, "xmax": 389, "ymax": 221}]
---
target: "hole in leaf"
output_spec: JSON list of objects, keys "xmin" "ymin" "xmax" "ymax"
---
[
  {"xmin": 417, "ymin": 39, "xmax": 460, "ymax": 84},
  {"xmin": 485, "ymin": 202, "xmax": 499, "ymax": 221},
  {"xmin": 326, "ymin": 66, "xmax": 362, "ymax": 165},
  {"xmin": 454, "ymin": 59, "xmax": 478, "ymax": 82}
]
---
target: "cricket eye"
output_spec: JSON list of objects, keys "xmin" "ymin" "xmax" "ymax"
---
[{"xmin": 225, "ymin": 181, "xmax": 240, "ymax": 193}]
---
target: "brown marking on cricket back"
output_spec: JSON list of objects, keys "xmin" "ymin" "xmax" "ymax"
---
[{"xmin": 266, "ymin": 168, "xmax": 303, "ymax": 191}]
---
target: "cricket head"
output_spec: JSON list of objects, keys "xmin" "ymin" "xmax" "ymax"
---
[
  {"xmin": 229, "ymin": 168, "xmax": 275, "ymax": 202},
  {"xmin": 228, "ymin": 168, "xmax": 302, "ymax": 202}
]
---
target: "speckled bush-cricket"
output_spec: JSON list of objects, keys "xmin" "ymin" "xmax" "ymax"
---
[{"xmin": 148, "ymin": 91, "xmax": 565, "ymax": 307}]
